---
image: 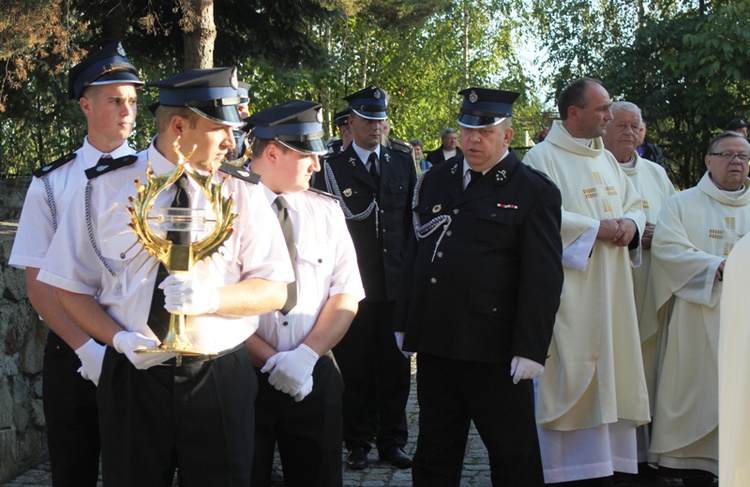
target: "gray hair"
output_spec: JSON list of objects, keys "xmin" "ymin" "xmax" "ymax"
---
[
  {"xmin": 409, "ymin": 138, "xmax": 424, "ymax": 148},
  {"xmin": 707, "ymin": 131, "xmax": 750, "ymax": 155},
  {"xmin": 440, "ymin": 128, "xmax": 458, "ymax": 138},
  {"xmin": 610, "ymin": 101, "xmax": 642, "ymax": 124}
]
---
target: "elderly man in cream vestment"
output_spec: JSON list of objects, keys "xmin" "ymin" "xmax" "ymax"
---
[
  {"xmin": 719, "ymin": 233, "xmax": 750, "ymax": 487},
  {"xmin": 524, "ymin": 78, "xmax": 650, "ymax": 486},
  {"xmin": 602, "ymin": 102, "xmax": 676, "ymax": 453},
  {"xmin": 649, "ymin": 131, "xmax": 750, "ymax": 484}
]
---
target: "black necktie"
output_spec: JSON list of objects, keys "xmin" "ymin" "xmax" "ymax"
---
[
  {"xmin": 368, "ymin": 152, "xmax": 380, "ymax": 186},
  {"xmin": 275, "ymin": 196, "xmax": 298, "ymax": 315},
  {"xmin": 465, "ymin": 169, "xmax": 482, "ymax": 190},
  {"xmin": 147, "ymin": 175, "xmax": 190, "ymax": 340}
]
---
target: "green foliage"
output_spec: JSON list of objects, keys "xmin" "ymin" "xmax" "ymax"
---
[
  {"xmin": 600, "ymin": 1, "xmax": 750, "ymax": 188},
  {"xmin": 0, "ymin": 0, "xmax": 556, "ymax": 175}
]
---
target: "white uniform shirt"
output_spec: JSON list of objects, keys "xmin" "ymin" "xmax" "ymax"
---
[
  {"xmin": 38, "ymin": 140, "xmax": 294, "ymax": 354},
  {"xmin": 10, "ymin": 138, "xmax": 135, "ymax": 270},
  {"xmin": 256, "ymin": 183, "xmax": 364, "ymax": 352}
]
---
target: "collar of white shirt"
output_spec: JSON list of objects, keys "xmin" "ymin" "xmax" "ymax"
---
[{"xmin": 352, "ymin": 140, "xmax": 381, "ymax": 166}]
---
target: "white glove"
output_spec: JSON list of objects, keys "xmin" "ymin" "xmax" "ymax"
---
[
  {"xmin": 113, "ymin": 331, "xmax": 177, "ymax": 370},
  {"xmin": 261, "ymin": 344, "xmax": 319, "ymax": 396},
  {"xmin": 75, "ymin": 338, "xmax": 106, "ymax": 386},
  {"xmin": 160, "ymin": 274, "xmax": 220, "ymax": 315},
  {"xmin": 294, "ymin": 376, "xmax": 314, "ymax": 402},
  {"xmin": 510, "ymin": 356, "xmax": 544, "ymax": 384},
  {"xmin": 394, "ymin": 331, "xmax": 413, "ymax": 359}
]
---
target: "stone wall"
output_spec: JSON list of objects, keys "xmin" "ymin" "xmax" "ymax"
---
[
  {"xmin": 0, "ymin": 178, "xmax": 31, "ymax": 221},
  {"xmin": 0, "ymin": 178, "xmax": 49, "ymax": 484}
]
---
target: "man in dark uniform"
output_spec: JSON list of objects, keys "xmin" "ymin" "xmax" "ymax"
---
[
  {"xmin": 314, "ymin": 86, "xmax": 416, "ymax": 470},
  {"xmin": 326, "ymin": 107, "xmax": 353, "ymax": 155},
  {"xmin": 9, "ymin": 41, "xmax": 143, "ymax": 486},
  {"xmin": 394, "ymin": 88, "xmax": 564, "ymax": 486}
]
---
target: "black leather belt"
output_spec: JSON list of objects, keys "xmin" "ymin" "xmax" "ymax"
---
[{"xmin": 158, "ymin": 343, "xmax": 244, "ymax": 367}]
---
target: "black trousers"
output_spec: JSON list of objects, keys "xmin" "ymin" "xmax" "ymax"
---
[
  {"xmin": 42, "ymin": 331, "xmax": 100, "ymax": 487},
  {"xmin": 333, "ymin": 300, "xmax": 410, "ymax": 454},
  {"xmin": 412, "ymin": 353, "xmax": 544, "ymax": 487},
  {"xmin": 97, "ymin": 345, "xmax": 256, "ymax": 487},
  {"xmin": 251, "ymin": 353, "xmax": 344, "ymax": 487}
]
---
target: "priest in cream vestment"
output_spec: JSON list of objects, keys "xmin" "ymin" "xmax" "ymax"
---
[
  {"xmin": 650, "ymin": 131, "xmax": 750, "ymax": 480},
  {"xmin": 523, "ymin": 78, "xmax": 650, "ymax": 485},
  {"xmin": 719, "ymin": 233, "xmax": 750, "ymax": 486},
  {"xmin": 602, "ymin": 102, "xmax": 676, "ymax": 423}
]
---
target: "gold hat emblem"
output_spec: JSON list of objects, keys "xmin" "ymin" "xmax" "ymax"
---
[{"xmin": 343, "ymin": 188, "xmax": 353, "ymax": 197}]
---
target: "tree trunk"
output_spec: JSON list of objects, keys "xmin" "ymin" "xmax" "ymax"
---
[{"xmin": 181, "ymin": 0, "xmax": 215, "ymax": 70}]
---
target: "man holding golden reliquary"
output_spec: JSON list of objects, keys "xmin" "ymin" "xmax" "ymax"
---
[{"xmin": 38, "ymin": 67, "xmax": 293, "ymax": 486}]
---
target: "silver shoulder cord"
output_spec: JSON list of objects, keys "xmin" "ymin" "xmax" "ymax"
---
[
  {"xmin": 323, "ymin": 161, "xmax": 380, "ymax": 237},
  {"xmin": 84, "ymin": 182, "xmax": 120, "ymax": 293},
  {"xmin": 411, "ymin": 173, "xmax": 452, "ymax": 262},
  {"xmin": 42, "ymin": 176, "xmax": 58, "ymax": 232}
]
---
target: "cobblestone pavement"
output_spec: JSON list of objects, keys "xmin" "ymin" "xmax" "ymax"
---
[
  {"xmin": 1, "ymin": 363, "xmax": 493, "ymax": 487},
  {"xmin": 0, "ymin": 362, "xmax": 709, "ymax": 487}
]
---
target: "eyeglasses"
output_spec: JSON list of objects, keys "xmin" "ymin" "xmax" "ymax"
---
[{"xmin": 708, "ymin": 151, "xmax": 750, "ymax": 163}]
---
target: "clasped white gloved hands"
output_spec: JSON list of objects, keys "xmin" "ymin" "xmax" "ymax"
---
[
  {"xmin": 510, "ymin": 356, "xmax": 544, "ymax": 384},
  {"xmin": 261, "ymin": 343, "xmax": 319, "ymax": 400},
  {"xmin": 75, "ymin": 338, "xmax": 106, "ymax": 385},
  {"xmin": 159, "ymin": 274, "xmax": 220, "ymax": 315},
  {"xmin": 113, "ymin": 330, "xmax": 177, "ymax": 370},
  {"xmin": 394, "ymin": 332, "xmax": 413, "ymax": 359}
]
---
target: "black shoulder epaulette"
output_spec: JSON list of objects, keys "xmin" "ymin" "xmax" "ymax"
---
[
  {"xmin": 307, "ymin": 186, "xmax": 341, "ymax": 201},
  {"xmin": 327, "ymin": 139, "xmax": 343, "ymax": 154},
  {"xmin": 33, "ymin": 152, "xmax": 76, "ymax": 178},
  {"xmin": 85, "ymin": 155, "xmax": 138, "ymax": 180},
  {"xmin": 528, "ymin": 166, "xmax": 557, "ymax": 187},
  {"xmin": 218, "ymin": 161, "xmax": 260, "ymax": 184},
  {"xmin": 389, "ymin": 138, "xmax": 413, "ymax": 154}
]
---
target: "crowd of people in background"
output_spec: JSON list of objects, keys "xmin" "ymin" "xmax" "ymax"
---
[{"xmin": 10, "ymin": 40, "xmax": 750, "ymax": 487}]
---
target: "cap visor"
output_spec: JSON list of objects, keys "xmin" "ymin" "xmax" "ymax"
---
[
  {"xmin": 457, "ymin": 113, "xmax": 506, "ymax": 129},
  {"xmin": 191, "ymin": 106, "xmax": 244, "ymax": 128},
  {"xmin": 278, "ymin": 138, "xmax": 328, "ymax": 156},
  {"xmin": 351, "ymin": 108, "xmax": 387, "ymax": 121}
]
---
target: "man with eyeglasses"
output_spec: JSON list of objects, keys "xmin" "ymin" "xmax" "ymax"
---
[{"xmin": 648, "ymin": 131, "xmax": 750, "ymax": 485}]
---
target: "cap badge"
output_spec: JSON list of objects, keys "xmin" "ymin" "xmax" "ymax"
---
[
  {"xmin": 374, "ymin": 90, "xmax": 381, "ymax": 99},
  {"xmin": 117, "ymin": 42, "xmax": 126, "ymax": 57},
  {"xmin": 469, "ymin": 90, "xmax": 478, "ymax": 103},
  {"xmin": 432, "ymin": 204, "xmax": 442, "ymax": 213},
  {"xmin": 343, "ymin": 188, "xmax": 353, "ymax": 197}
]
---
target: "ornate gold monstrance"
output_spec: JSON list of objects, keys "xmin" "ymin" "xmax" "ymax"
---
[{"xmin": 128, "ymin": 140, "xmax": 237, "ymax": 355}]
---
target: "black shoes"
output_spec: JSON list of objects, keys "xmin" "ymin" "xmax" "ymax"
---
[
  {"xmin": 346, "ymin": 447, "xmax": 369, "ymax": 470},
  {"xmin": 379, "ymin": 447, "xmax": 413, "ymax": 469}
]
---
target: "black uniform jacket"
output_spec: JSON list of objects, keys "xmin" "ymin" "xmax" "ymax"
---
[
  {"xmin": 314, "ymin": 143, "xmax": 417, "ymax": 302},
  {"xmin": 395, "ymin": 149, "xmax": 563, "ymax": 364}
]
